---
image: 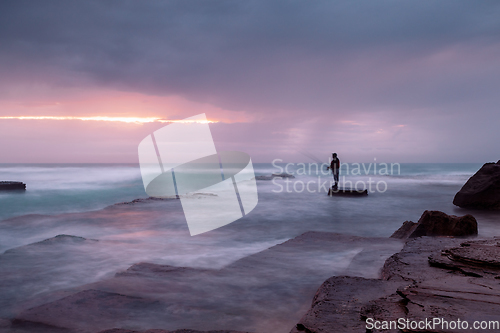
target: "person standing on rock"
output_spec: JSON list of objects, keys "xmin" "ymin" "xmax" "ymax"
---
[{"xmin": 327, "ymin": 153, "xmax": 340, "ymax": 188}]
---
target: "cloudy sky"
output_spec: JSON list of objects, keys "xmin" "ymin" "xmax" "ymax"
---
[{"xmin": 1, "ymin": 0, "xmax": 499, "ymax": 163}]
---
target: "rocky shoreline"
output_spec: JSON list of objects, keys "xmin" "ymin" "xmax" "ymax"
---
[
  {"xmin": 291, "ymin": 211, "xmax": 500, "ymax": 333},
  {"xmin": 292, "ymin": 236, "xmax": 500, "ymax": 332}
]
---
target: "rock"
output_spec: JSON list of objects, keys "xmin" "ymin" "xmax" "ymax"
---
[
  {"xmin": 11, "ymin": 232, "xmax": 402, "ymax": 333},
  {"xmin": 115, "ymin": 193, "xmax": 218, "ymax": 205},
  {"xmin": 3, "ymin": 234, "xmax": 97, "ymax": 254},
  {"xmin": 290, "ymin": 276, "xmax": 402, "ymax": 333},
  {"xmin": 293, "ymin": 236, "xmax": 500, "ymax": 333},
  {"xmin": 0, "ymin": 234, "xmax": 113, "ymax": 321},
  {"xmin": 327, "ymin": 187, "xmax": 368, "ymax": 196},
  {"xmin": 0, "ymin": 181, "xmax": 26, "ymax": 191},
  {"xmin": 9, "ymin": 318, "xmax": 70, "ymax": 332},
  {"xmin": 389, "ymin": 221, "xmax": 417, "ymax": 239},
  {"xmin": 381, "ymin": 237, "xmax": 500, "ymax": 329},
  {"xmin": 390, "ymin": 210, "xmax": 477, "ymax": 239},
  {"xmin": 255, "ymin": 173, "xmax": 295, "ymax": 180},
  {"xmin": 115, "ymin": 197, "xmax": 177, "ymax": 205},
  {"xmin": 453, "ymin": 160, "xmax": 500, "ymax": 209},
  {"xmin": 254, "ymin": 175, "xmax": 273, "ymax": 180},
  {"xmin": 17, "ymin": 289, "xmax": 164, "ymax": 332},
  {"xmin": 429, "ymin": 238, "xmax": 500, "ymax": 276},
  {"xmin": 115, "ymin": 262, "xmax": 205, "ymax": 278},
  {"xmin": 272, "ymin": 173, "xmax": 295, "ymax": 178},
  {"xmin": 381, "ymin": 236, "xmax": 465, "ymax": 283}
]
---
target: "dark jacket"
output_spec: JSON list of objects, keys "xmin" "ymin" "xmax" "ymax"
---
[{"xmin": 330, "ymin": 158, "xmax": 340, "ymax": 173}]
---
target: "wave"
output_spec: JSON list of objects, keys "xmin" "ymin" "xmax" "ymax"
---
[{"xmin": 0, "ymin": 165, "xmax": 142, "ymax": 191}]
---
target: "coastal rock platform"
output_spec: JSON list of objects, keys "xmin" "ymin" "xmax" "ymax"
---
[{"xmin": 292, "ymin": 236, "xmax": 500, "ymax": 333}]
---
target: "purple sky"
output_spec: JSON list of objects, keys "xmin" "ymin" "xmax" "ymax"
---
[{"xmin": 1, "ymin": 0, "xmax": 499, "ymax": 163}]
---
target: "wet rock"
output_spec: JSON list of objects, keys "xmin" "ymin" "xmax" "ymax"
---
[
  {"xmin": 115, "ymin": 262, "xmax": 208, "ymax": 278},
  {"xmin": 16, "ymin": 289, "xmax": 164, "ymax": 332},
  {"xmin": 0, "ymin": 234, "xmax": 114, "ymax": 321},
  {"xmin": 0, "ymin": 181, "xmax": 26, "ymax": 191},
  {"xmin": 382, "ymin": 238, "xmax": 500, "ymax": 331},
  {"xmin": 390, "ymin": 210, "xmax": 477, "ymax": 239},
  {"xmin": 11, "ymin": 232, "xmax": 402, "ymax": 333},
  {"xmin": 429, "ymin": 238, "xmax": 500, "ymax": 277},
  {"xmin": 290, "ymin": 276, "xmax": 402, "ymax": 333},
  {"xmin": 9, "ymin": 318, "xmax": 70, "ymax": 332},
  {"xmin": 272, "ymin": 173, "xmax": 295, "ymax": 178},
  {"xmin": 453, "ymin": 160, "xmax": 500, "ymax": 209},
  {"xmin": 293, "ymin": 236, "xmax": 500, "ymax": 333},
  {"xmin": 327, "ymin": 187, "xmax": 368, "ymax": 197},
  {"xmin": 255, "ymin": 173, "xmax": 295, "ymax": 180},
  {"xmin": 389, "ymin": 221, "xmax": 417, "ymax": 239},
  {"xmin": 254, "ymin": 175, "xmax": 273, "ymax": 180},
  {"xmin": 381, "ymin": 236, "xmax": 469, "ymax": 283},
  {"xmin": 3, "ymin": 234, "xmax": 97, "ymax": 254},
  {"xmin": 115, "ymin": 197, "xmax": 177, "ymax": 205}
]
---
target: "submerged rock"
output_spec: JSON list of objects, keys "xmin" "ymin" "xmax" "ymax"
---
[
  {"xmin": 390, "ymin": 210, "xmax": 477, "ymax": 239},
  {"xmin": 272, "ymin": 173, "xmax": 295, "ymax": 178},
  {"xmin": 115, "ymin": 197, "xmax": 177, "ymax": 205},
  {"xmin": 115, "ymin": 262, "xmax": 205, "ymax": 278},
  {"xmin": 453, "ymin": 160, "xmax": 500, "ymax": 209},
  {"xmin": 10, "ymin": 231, "xmax": 402, "ymax": 333},
  {"xmin": 254, "ymin": 175, "xmax": 273, "ymax": 180},
  {"xmin": 3, "ymin": 234, "xmax": 97, "ymax": 254},
  {"xmin": 255, "ymin": 173, "xmax": 295, "ymax": 180},
  {"xmin": 17, "ymin": 289, "xmax": 164, "ymax": 332}
]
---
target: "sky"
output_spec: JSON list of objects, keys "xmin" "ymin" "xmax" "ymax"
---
[{"xmin": 0, "ymin": 0, "xmax": 499, "ymax": 163}]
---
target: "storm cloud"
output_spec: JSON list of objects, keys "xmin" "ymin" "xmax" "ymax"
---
[{"xmin": 1, "ymin": 0, "xmax": 500, "ymax": 162}]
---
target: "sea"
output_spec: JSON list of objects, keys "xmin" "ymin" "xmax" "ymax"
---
[
  {"xmin": 1, "ymin": 162, "xmax": 500, "ymax": 331},
  {"xmin": 0, "ymin": 162, "xmax": 498, "ymax": 234}
]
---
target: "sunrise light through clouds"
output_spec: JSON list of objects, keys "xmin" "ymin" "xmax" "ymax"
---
[
  {"xmin": 1, "ymin": 1, "xmax": 499, "ymax": 163},
  {"xmin": 0, "ymin": 116, "xmax": 218, "ymax": 124}
]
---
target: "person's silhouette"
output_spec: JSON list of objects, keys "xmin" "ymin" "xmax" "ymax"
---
[{"xmin": 327, "ymin": 153, "xmax": 340, "ymax": 188}]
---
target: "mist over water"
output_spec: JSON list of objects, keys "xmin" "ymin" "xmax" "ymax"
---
[
  {"xmin": 2, "ymin": 162, "xmax": 500, "ymax": 332},
  {"xmin": 0, "ymin": 162, "xmax": 485, "ymax": 220},
  {"xmin": 0, "ymin": 164, "xmax": 144, "ymax": 221},
  {"xmin": 2, "ymin": 162, "xmax": 500, "ymax": 266}
]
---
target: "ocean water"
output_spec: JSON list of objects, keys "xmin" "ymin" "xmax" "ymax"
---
[
  {"xmin": 0, "ymin": 164, "xmax": 144, "ymax": 221},
  {"xmin": 2, "ymin": 162, "xmax": 500, "ymax": 332},
  {"xmin": 0, "ymin": 162, "xmax": 498, "ymax": 234}
]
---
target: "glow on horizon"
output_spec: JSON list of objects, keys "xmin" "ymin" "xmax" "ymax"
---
[{"xmin": 0, "ymin": 116, "xmax": 218, "ymax": 124}]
